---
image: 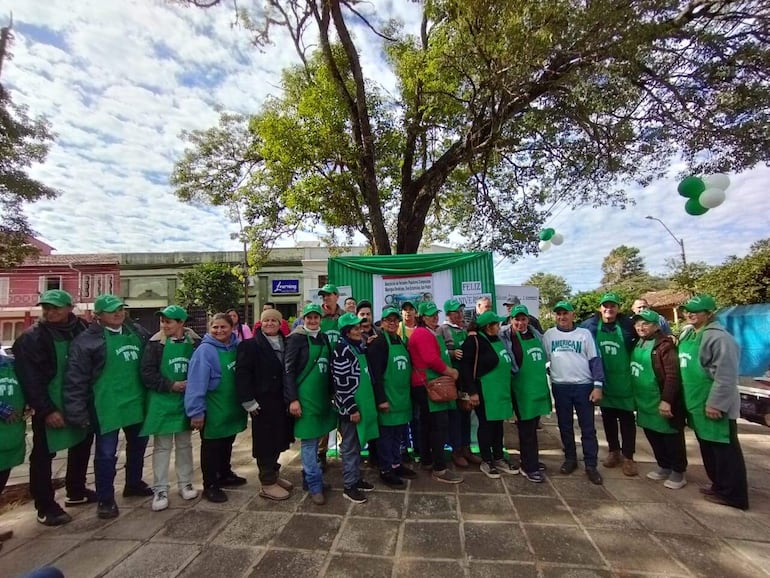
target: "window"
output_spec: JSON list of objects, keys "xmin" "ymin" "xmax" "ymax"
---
[
  {"xmin": 83, "ymin": 274, "xmax": 114, "ymax": 298},
  {"xmin": 0, "ymin": 278, "xmax": 8, "ymax": 305},
  {"xmin": 318, "ymin": 275, "xmax": 328, "ymax": 287},
  {"xmin": 1, "ymin": 321, "xmax": 24, "ymax": 343},
  {"xmin": 82, "ymin": 275, "xmax": 92, "ymax": 298},
  {"xmin": 38, "ymin": 276, "xmax": 62, "ymax": 292}
]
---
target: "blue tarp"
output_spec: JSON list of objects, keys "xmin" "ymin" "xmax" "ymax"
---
[{"xmin": 716, "ymin": 304, "xmax": 770, "ymax": 376}]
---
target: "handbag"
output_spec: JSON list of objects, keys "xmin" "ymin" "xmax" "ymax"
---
[
  {"xmin": 457, "ymin": 336, "xmax": 479, "ymax": 412},
  {"xmin": 426, "ymin": 375, "xmax": 458, "ymax": 403}
]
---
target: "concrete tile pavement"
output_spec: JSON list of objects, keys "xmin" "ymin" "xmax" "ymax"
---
[{"xmin": 1, "ymin": 414, "xmax": 769, "ymax": 578}]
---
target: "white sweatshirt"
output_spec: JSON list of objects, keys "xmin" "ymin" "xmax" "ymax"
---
[{"xmin": 542, "ymin": 326, "xmax": 600, "ymax": 385}]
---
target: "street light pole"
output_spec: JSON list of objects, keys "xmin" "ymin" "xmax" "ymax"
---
[{"xmin": 645, "ymin": 216, "xmax": 687, "ymax": 266}]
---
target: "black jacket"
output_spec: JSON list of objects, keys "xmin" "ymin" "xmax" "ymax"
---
[
  {"xmin": 458, "ymin": 332, "xmax": 503, "ymax": 396},
  {"xmin": 283, "ymin": 327, "xmax": 332, "ymax": 405},
  {"xmin": 12, "ymin": 314, "xmax": 89, "ymax": 417},
  {"xmin": 140, "ymin": 328, "xmax": 202, "ymax": 392},
  {"xmin": 63, "ymin": 321, "xmax": 150, "ymax": 428},
  {"xmin": 236, "ymin": 329, "xmax": 286, "ymax": 402},
  {"xmin": 581, "ymin": 313, "xmax": 636, "ymax": 352}
]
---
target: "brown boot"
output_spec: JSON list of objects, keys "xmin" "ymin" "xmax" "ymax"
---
[
  {"xmin": 461, "ymin": 446, "xmax": 483, "ymax": 465},
  {"xmin": 622, "ymin": 458, "xmax": 638, "ymax": 477},
  {"xmin": 602, "ymin": 450, "xmax": 622, "ymax": 468},
  {"xmin": 259, "ymin": 484, "xmax": 290, "ymax": 501},
  {"xmin": 451, "ymin": 450, "xmax": 469, "ymax": 468}
]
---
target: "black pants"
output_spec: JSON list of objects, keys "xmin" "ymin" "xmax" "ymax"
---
[
  {"xmin": 30, "ymin": 414, "xmax": 94, "ymax": 513},
  {"xmin": 517, "ymin": 417, "xmax": 540, "ymax": 474},
  {"xmin": 200, "ymin": 434, "xmax": 235, "ymax": 489},
  {"xmin": 256, "ymin": 452, "xmax": 281, "ymax": 485},
  {"xmin": 643, "ymin": 428, "xmax": 687, "ymax": 473},
  {"xmin": 697, "ymin": 420, "xmax": 749, "ymax": 509},
  {"xmin": 0, "ymin": 468, "xmax": 9, "ymax": 494},
  {"xmin": 601, "ymin": 407, "xmax": 636, "ymax": 458},
  {"xmin": 475, "ymin": 395, "xmax": 504, "ymax": 463},
  {"xmin": 411, "ymin": 386, "xmax": 449, "ymax": 470}
]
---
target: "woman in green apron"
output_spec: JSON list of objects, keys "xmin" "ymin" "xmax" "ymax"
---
[
  {"xmin": 630, "ymin": 309, "xmax": 687, "ymax": 489},
  {"xmin": 0, "ymin": 356, "xmax": 26, "ymax": 503},
  {"xmin": 185, "ymin": 313, "xmax": 247, "ymax": 503},
  {"xmin": 140, "ymin": 305, "xmax": 201, "ymax": 511},
  {"xmin": 331, "ymin": 313, "xmax": 378, "ymax": 503},
  {"xmin": 367, "ymin": 306, "xmax": 418, "ymax": 488},
  {"xmin": 460, "ymin": 311, "xmax": 517, "ymax": 479},
  {"xmin": 679, "ymin": 295, "xmax": 748, "ymax": 510},
  {"xmin": 505, "ymin": 305, "xmax": 552, "ymax": 483},
  {"xmin": 286, "ymin": 304, "xmax": 336, "ymax": 505}
]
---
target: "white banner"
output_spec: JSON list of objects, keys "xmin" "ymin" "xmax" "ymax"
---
[{"xmin": 373, "ymin": 271, "xmax": 452, "ymax": 321}]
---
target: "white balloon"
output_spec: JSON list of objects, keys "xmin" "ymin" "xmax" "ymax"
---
[
  {"xmin": 539, "ymin": 240, "xmax": 552, "ymax": 251},
  {"xmin": 551, "ymin": 233, "xmax": 564, "ymax": 245},
  {"xmin": 699, "ymin": 187, "xmax": 726, "ymax": 208},
  {"xmin": 703, "ymin": 173, "xmax": 730, "ymax": 191}
]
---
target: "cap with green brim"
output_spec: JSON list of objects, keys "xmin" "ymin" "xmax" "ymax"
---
[
  {"xmin": 682, "ymin": 294, "xmax": 716, "ymax": 313},
  {"xmin": 600, "ymin": 292, "xmax": 622, "ymax": 305},
  {"xmin": 417, "ymin": 301, "xmax": 440, "ymax": 317},
  {"xmin": 302, "ymin": 303, "xmax": 324, "ymax": 317},
  {"xmin": 94, "ymin": 294, "xmax": 126, "ymax": 314},
  {"xmin": 318, "ymin": 284, "xmax": 339, "ymax": 295},
  {"xmin": 381, "ymin": 306, "xmax": 402, "ymax": 320},
  {"xmin": 553, "ymin": 300, "xmax": 574, "ymax": 312},
  {"xmin": 37, "ymin": 289, "xmax": 73, "ymax": 308},
  {"xmin": 633, "ymin": 309, "xmax": 660, "ymax": 323},
  {"xmin": 156, "ymin": 305, "xmax": 188, "ymax": 321},
  {"xmin": 510, "ymin": 304, "xmax": 529, "ymax": 318},
  {"xmin": 476, "ymin": 311, "xmax": 507, "ymax": 327},
  {"xmin": 443, "ymin": 298, "xmax": 464, "ymax": 313},
  {"xmin": 338, "ymin": 312, "xmax": 364, "ymax": 330}
]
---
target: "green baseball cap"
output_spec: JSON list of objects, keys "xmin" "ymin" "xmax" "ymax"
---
[
  {"xmin": 94, "ymin": 294, "xmax": 126, "ymax": 314},
  {"xmin": 553, "ymin": 300, "xmax": 574, "ymax": 312},
  {"xmin": 417, "ymin": 301, "xmax": 440, "ymax": 317},
  {"xmin": 476, "ymin": 311, "xmax": 506, "ymax": 327},
  {"xmin": 443, "ymin": 298, "xmax": 464, "ymax": 313},
  {"xmin": 318, "ymin": 284, "xmax": 339, "ymax": 295},
  {"xmin": 37, "ymin": 289, "xmax": 73, "ymax": 308},
  {"xmin": 338, "ymin": 312, "xmax": 364, "ymax": 330},
  {"xmin": 302, "ymin": 303, "xmax": 323, "ymax": 317},
  {"xmin": 633, "ymin": 309, "xmax": 660, "ymax": 323},
  {"xmin": 682, "ymin": 294, "xmax": 717, "ymax": 313},
  {"xmin": 156, "ymin": 305, "xmax": 188, "ymax": 321},
  {"xmin": 510, "ymin": 304, "xmax": 529, "ymax": 318},
  {"xmin": 381, "ymin": 306, "xmax": 402, "ymax": 320},
  {"xmin": 600, "ymin": 292, "xmax": 622, "ymax": 305}
]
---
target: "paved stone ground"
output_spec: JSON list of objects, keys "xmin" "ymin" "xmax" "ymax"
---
[{"xmin": 1, "ymin": 414, "xmax": 769, "ymax": 578}]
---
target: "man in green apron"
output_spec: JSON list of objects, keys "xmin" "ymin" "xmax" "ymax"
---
[
  {"xmin": 581, "ymin": 292, "xmax": 638, "ymax": 476},
  {"xmin": 13, "ymin": 289, "xmax": 93, "ymax": 526},
  {"xmin": 318, "ymin": 283, "xmax": 345, "ymax": 470},
  {"xmin": 64, "ymin": 294, "xmax": 151, "ymax": 519},
  {"xmin": 332, "ymin": 312, "xmax": 378, "ymax": 503},
  {"xmin": 679, "ymin": 295, "xmax": 748, "ymax": 510},
  {"xmin": 0, "ymin": 355, "xmax": 26, "ymax": 548}
]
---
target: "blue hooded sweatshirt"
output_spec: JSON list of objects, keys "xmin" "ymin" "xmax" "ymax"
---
[{"xmin": 184, "ymin": 332, "xmax": 239, "ymax": 420}]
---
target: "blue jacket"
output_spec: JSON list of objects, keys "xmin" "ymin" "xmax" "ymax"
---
[
  {"xmin": 580, "ymin": 313, "xmax": 636, "ymax": 352},
  {"xmin": 184, "ymin": 333, "xmax": 238, "ymax": 419}
]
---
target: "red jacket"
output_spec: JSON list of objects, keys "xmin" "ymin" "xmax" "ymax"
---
[{"xmin": 407, "ymin": 326, "xmax": 450, "ymax": 387}]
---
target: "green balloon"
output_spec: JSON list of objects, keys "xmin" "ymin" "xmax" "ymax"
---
[
  {"xmin": 678, "ymin": 176, "xmax": 705, "ymax": 198},
  {"xmin": 538, "ymin": 228, "xmax": 555, "ymax": 241},
  {"xmin": 684, "ymin": 197, "xmax": 709, "ymax": 216}
]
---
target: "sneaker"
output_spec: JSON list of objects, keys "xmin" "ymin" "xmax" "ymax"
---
[
  {"xmin": 622, "ymin": 458, "xmax": 638, "ymax": 477},
  {"xmin": 259, "ymin": 484, "xmax": 291, "ymax": 501},
  {"xmin": 480, "ymin": 461, "xmax": 501, "ymax": 479},
  {"xmin": 538, "ymin": 462, "xmax": 547, "ymax": 472},
  {"xmin": 122, "ymin": 481, "xmax": 153, "ymax": 497},
  {"xmin": 521, "ymin": 470, "xmax": 546, "ymax": 483},
  {"xmin": 663, "ymin": 472, "xmax": 687, "ymax": 490},
  {"xmin": 646, "ymin": 467, "xmax": 671, "ymax": 481},
  {"xmin": 203, "ymin": 487, "xmax": 228, "ymax": 503},
  {"xmin": 219, "ymin": 472, "xmax": 247, "ymax": 487},
  {"xmin": 179, "ymin": 484, "xmax": 198, "ymax": 501},
  {"xmin": 276, "ymin": 478, "xmax": 294, "ymax": 491},
  {"xmin": 380, "ymin": 470, "xmax": 406, "ymax": 489},
  {"xmin": 310, "ymin": 492, "xmax": 326, "ymax": 505},
  {"xmin": 96, "ymin": 501, "xmax": 119, "ymax": 519},
  {"xmin": 152, "ymin": 491, "xmax": 169, "ymax": 512},
  {"xmin": 560, "ymin": 460, "xmax": 578, "ymax": 475},
  {"xmin": 65, "ymin": 488, "xmax": 98, "ymax": 507},
  {"xmin": 36, "ymin": 507, "xmax": 72, "ymax": 526},
  {"xmin": 494, "ymin": 459, "xmax": 519, "ymax": 475},
  {"xmin": 432, "ymin": 468, "xmax": 464, "ymax": 484},
  {"xmin": 343, "ymin": 486, "xmax": 368, "ymax": 503},
  {"xmin": 586, "ymin": 467, "xmax": 603, "ymax": 485},
  {"xmin": 393, "ymin": 465, "xmax": 418, "ymax": 479},
  {"xmin": 355, "ymin": 479, "xmax": 375, "ymax": 492}
]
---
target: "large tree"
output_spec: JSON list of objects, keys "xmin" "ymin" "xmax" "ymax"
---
[
  {"xmin": 0, "ymin": 25, "xmax": 58, "ymax": 268},
  {"xmin": 176, "ymin": 263, "xmax": 243, "ymax": 315},
  {"xmin": 176, "ymin": 0, "xmax": 770, "ymax": 259},
  {"xmin": 695, "ymin": 239, "xmax": 770, "ymax": 305},
  {"xmin": 601, "ymin": 245, "xmax": 647, "ymax": 287}
]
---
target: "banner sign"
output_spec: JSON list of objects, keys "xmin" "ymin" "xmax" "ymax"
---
[{"xmin": 271, "ymin": 279, "xmax": 300, "ymax": 294}]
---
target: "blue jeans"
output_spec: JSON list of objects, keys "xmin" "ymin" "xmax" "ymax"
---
[
  {"xmin": 300, "ymin": 438, "xmax": 323, "ymax": 493},
  {"xmin": 338, "ymin": 418, "xmax": 362, "ymax": 489},
  {"xmin": 551, "ymin": 383, "xmax": 598, "ymax": 468},
  {"xmin": 94, "ymin": 423, "xmax": 148, "ymax": 502},
  {"xmin": 378, "ymin": 424, "xmax": 406, "ymax": 471}
]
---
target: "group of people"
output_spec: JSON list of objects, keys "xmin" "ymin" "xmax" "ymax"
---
[{"xmin": 0, "ymin": 285, "xmax": 749, "ymax": 539}]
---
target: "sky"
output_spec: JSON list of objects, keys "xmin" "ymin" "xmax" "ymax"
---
[{"xmin": 1, "ymin": 0, "xmax": 768, "ymax": 293}]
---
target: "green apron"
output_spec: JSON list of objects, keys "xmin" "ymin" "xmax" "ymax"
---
[
  {"xmin": 597, "ymin": 321, "xmax": 635, "ymax": 411},
  {"xmin": 140, "ymin": 337, "xmax": 194, "ymax": 436},
  {"xmin": 321, "ymin": 317, "xmax": 341, "ymax": 348},
  {"xmin": 379, "ymin": 335, "xmax": 412, "ymax": 426},
  {"xmin": 425, "ymin": 334, "xmax": 457, "ymax": 413},
  {"xmin": 679, "ymin": 329, "xmax": 730, "ymax": 443},
  {"xmin": 293, "ymin": 337, "xmax": 337, "ymax": 439},
  {"xmin": 93, "ymin": 329, "xmax": 145, "ymax": 435},
  {"xmin": 46, "ymin": 339, "xmax": 87, "ymax": 452},
  {"xmin": 446, "ymin": 325, "xmax": 468, "ymax": 370},
  {"xmin": 478, "ymin": 334, "xmax": 514, "ymax": 421},
  {"xmin": 631, "ymin": 339, "xmax": 676, "ymax": 434},
  {"xmin": 0, "ymin": 364, "xmax": 26, "ymax": 471},
  {"xmin": 203, "ymin": 349, "xmax": 247, "ymax": 439},
  {"xmin": 511, "ymin": 333, "xmax": 552, "ymax": 421},
  {"xmin": 353, "ymin": 352, "xmax": 379, "ymax": 443}
]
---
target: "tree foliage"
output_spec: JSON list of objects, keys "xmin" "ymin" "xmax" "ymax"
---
[
  {"xmin": 601, "ymin": 245, "xmax": 647, "ymax": 287},
  {"xmin": 176, "ymin": 263, "xmax": 242, "ymax": 315},
  {"xmin": 524, "ymin": 272, "xmax": 571, "ymax": 309},
  {"xmin": 695, "ymin": 239, "xmax": 770, "ymax": 305},
  {"xmin": 176, "ymin": 0, "xmax": 770, "ymax": 258}
]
